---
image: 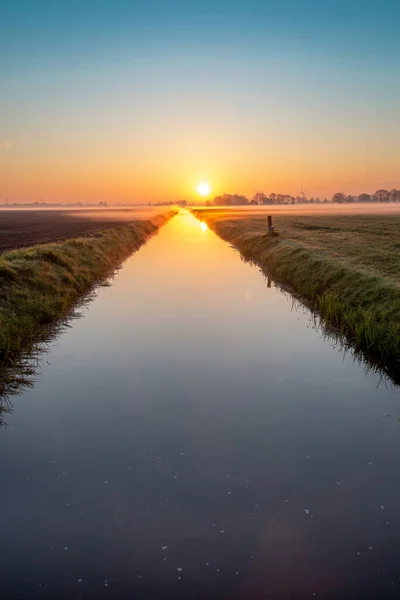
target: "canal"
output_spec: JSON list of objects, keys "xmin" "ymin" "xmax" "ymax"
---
[{"xmin": 1, "ymin": 211, "xmax": 399, "ymax": 599}]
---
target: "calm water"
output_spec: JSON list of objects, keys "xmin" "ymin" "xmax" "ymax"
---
[{"xmin": 1, "ymin": 212, "xmax": 400, "ymax": 600}]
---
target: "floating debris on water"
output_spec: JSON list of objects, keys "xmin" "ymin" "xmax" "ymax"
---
[
  {"xmin": 177, "ymin": 568, "xmax": 183, "ymax": 572},
  {"xmin": 304, "ymin": 509, "xmax": 310, "ymax": 515},
  {"xmin": 161, "ymin": 546, "xmax": 168, "ymax": 551}
]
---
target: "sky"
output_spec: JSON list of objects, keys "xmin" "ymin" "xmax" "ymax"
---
[{"xmin": 1, "ymin": 0, "xmax": 399, "ymax": 203}]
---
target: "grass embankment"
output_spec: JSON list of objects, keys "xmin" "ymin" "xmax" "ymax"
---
[
  {"xmin": 0, "ymin": 211, "xmax": 176, "ymax": 371},
  {"xmin": 193, "ymin": 209, "xmax": 400, "ymax": 380}
]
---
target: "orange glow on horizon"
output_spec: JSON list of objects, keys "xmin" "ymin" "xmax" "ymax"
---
[{"xmin": 1, "ymin": 135, "xmax": 399, "ymax": 204}]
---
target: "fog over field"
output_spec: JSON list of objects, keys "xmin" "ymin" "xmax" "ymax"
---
[{"xmin": 198, "ymin": 203, "xmax": 400, "ymax": 217}]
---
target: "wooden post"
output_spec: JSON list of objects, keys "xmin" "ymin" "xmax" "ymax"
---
[{"xmin": 267, "ymin": 215, "xmax": 274, "ymax": 237}]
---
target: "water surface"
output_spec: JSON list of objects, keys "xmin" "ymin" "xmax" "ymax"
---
[{"xmin": 1, "ymin": 212, "xmax": 399, "ymax": 599}]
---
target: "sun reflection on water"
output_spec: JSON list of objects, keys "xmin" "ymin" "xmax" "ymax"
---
[{"xmin": 200, "ymin": 222, "xmax": 208, "ymax": 231}]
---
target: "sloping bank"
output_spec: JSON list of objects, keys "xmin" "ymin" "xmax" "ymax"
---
[
  {"xmin": 192, "ymin": 210, "xmax": 400, "ymax": 381},
  {"xmin": 0, "ymin": 211, "xmax": 176, "ymax": 370}
]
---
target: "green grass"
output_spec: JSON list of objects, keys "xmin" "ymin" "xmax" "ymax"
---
[
  {"xmin": 193, "ymin": 209, "xmax": 400, "ymax": 383},
  {"xmin": 0, "ymin": 211, "xmax": 176, "ymax": 376}
]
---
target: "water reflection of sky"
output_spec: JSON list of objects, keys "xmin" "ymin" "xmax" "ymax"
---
[{"xmin": 0, "ymin": 212, "xmax": 399, "ymax": 599}]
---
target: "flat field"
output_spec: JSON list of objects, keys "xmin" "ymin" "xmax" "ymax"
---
[{"xmin": 0, "ymin": 207, "xmax": 167, "ymax": 252}]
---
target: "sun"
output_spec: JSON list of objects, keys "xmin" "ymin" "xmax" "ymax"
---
[{"xmin": 197, "ymin": 182, "xmax": 211, "ymax": 197}]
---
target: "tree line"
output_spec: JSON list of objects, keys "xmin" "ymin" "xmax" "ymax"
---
[{"xmin": 207, "ymin": 189, "xmax": 400, "ymax": 206}]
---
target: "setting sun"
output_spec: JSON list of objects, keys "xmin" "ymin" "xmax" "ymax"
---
[{"xmin": 197, "ymin": 182, "xmax": 211, "ymax": 197}]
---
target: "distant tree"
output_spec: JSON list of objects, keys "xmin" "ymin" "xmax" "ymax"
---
[
  {"xmin": 230, "ymin": 194, "xmax": 249, "ymax": 205},
  {"xmin": 358, "ymin": 193, "xmax": 372, "ymax": 202},
  {"xmin": 389, "ymin": 189, "xmax": 400, "ymax": 202},
  {"xmin": 213, "ymin": 193, "xmax": 248, "ymax": 206},
  {"xmin": 276, "ymin": 194, "xmax": 291, "ymax": 204},
  {"xmin": 332, "ymin": 192, "xmax": 346, "ymax": 203},
  {"xmin": 269, "ymin": 193, "xmax": 277, "ymax": 202},
  {"xmin": 374, "ymin": 189, "xmax": 390, "ymax": 202},
  {"xmin": 252, "ymin": 192, "xmax": 267, "ymax": 204},
  {"xmin": 346, "ymin": 195, "xmax": 355, "ymax": 202},
  {"xmin": 213, "ymin": 195, "xmax": 228, "ymax": 206}
]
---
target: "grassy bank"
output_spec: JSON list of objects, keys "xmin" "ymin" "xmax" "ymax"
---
[
  {"xmin": 0, "ymin": 211, "xmax": 176, "ymax": 373},
  {"xmin": 193, "ymin": 209, "xmax": 400, "ymax": 381}
]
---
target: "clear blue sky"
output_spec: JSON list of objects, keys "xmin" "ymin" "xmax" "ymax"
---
[{"xmin": 1, "ymin": 0, "xmax": 399, "ymax": 202}]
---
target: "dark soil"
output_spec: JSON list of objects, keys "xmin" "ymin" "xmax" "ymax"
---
[{"xmin": 0, "ymin": 208, "xmax": 156, "ymax": 252}]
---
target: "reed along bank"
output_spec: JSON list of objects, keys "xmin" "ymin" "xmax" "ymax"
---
[
  {"xmin": 0, "ymin": 211, "xmax": 176, "ymax": 371},
  {"xmin": 192, "ymin": 208, "xmax": 400, "ymax": 381}
]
